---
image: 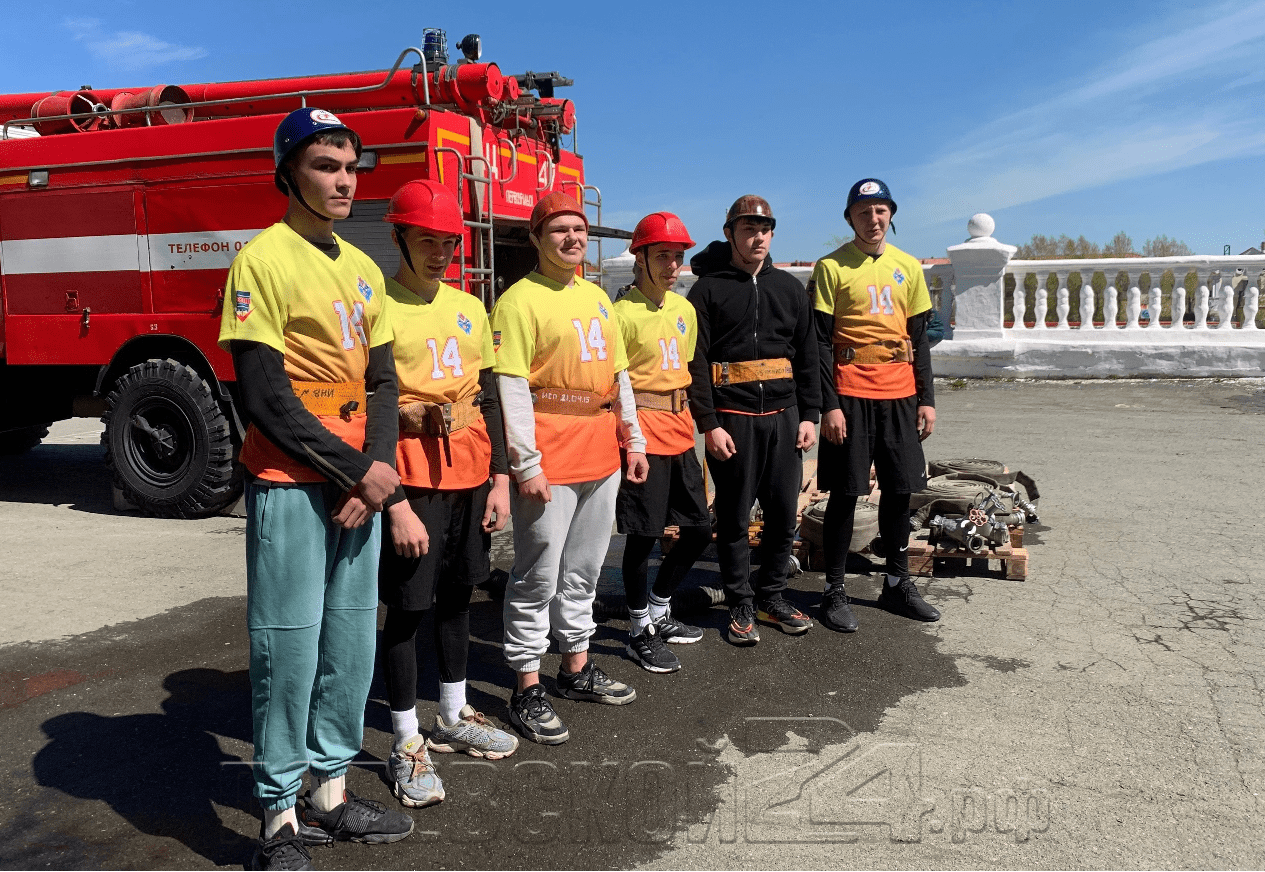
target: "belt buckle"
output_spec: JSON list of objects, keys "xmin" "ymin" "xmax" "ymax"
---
[
  {"xmin": 842, "ymin": 347, "xmax": 856, "ymax": 363},
  {"xmin": 339, "ymin": 399, "xmax": 359, "ymax": 420},
  {"xmin": 441, "ymin": 403, "xmax": 454, "ymax": 434},
  {"xmin": 719, "ymin": 362, "xmax": 730, "ymax": 385}
]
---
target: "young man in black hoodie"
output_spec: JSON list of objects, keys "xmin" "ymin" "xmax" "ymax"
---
[{"xmin": 686, "ymin": 195, "xmax": 820, "ymax": 646}]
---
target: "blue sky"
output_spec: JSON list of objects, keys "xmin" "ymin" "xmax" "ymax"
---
[{"xmin": 7, "ymin": 0, "xmax": 1265, "ymax": 260}]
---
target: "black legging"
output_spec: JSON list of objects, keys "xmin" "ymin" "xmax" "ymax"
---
[
  {"xmin": 381, "ymin": 582, "xmax": 473, "ymax": 713},
  {"xmin": 623, "ymin": 526, "xmax": 712, "ymax": 611},
  {"xmin": 822, "ymin": 492, "xmax": 912, "ymax": 586}
]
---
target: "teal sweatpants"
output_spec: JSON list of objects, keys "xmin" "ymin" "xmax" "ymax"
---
[{"xmin": 245, "ymin": 481, "xmax": 381, "ymax": 811}]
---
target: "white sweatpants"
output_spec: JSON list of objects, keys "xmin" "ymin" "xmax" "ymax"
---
[{"xmin": 502, "ymin": 471, "xmax": 620, "ymax": 673}]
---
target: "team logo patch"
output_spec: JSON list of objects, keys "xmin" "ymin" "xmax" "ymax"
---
[
  {"xmin": 234, "ymin": 289, "xmax": 251, "ymax": 322},
  {"xmin": 598, "ymin": 303, "xmax": 609, "ymax": 319},
  {"xmin": 859, "ymin": 181, "xmax": 882, "ymax": 196},
  {"xmin": 676, "ymin": 316, "xmax": 687, "ymax": 335},
  {"xmin": 893, "ymin": 268, "xmax": 906, "ymax": 285},
  {"xmin": 310, "ymin": 109, "xmax": 341, "ymax": 125},
  {"xmin": 457, "ymin": 312, "xmax": 472, "ymax": 335},
  {"xmin": 493, "ymin": 330, "xmax": 502, "ymax": 351},
  {"xmin": 357, "ymin": 276, "xmax": 373, "ymax": 302}
]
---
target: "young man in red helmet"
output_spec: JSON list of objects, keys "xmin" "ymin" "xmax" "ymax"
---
[
  {"xmin": 219, "ymin": 108, "xmax": 412, "ymax": 870},
  {"xmin": 491, "ymin": 191, "xmax": 649, "ymax": 744},
  {"xmin": 614, "ymin": 213, "xmax": 711, "ymax": 673},
  {"xmin": 687, "ymin": 196, "xmax": 820, "ymax": 647},
  {"xmin": 375, "ymin": 179, "xmax": 518, "ymax": 810},
  {"xmin": 811, "ymin": 178, "xmax": 940, "ymax": 632}
]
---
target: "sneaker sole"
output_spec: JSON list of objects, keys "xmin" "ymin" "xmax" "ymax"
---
[
  {"xmin": 298, "ymin": 819, "xmax": 415, "ymax": 844},
  {"xmin": 625, "ymin": 642, "xmax": 681, "ymax": 673},
  {"xmin": 391, "ymin": 780, "xmax": 445, "ymax": 810},
  {"xmin": 557, "ymin": 687, "xmax": 638, "ymax": 705},
  {"xmin": 425, "ymin": 736, "xmax": 518, "ymax": 760},
  {"xmin": 757, "ymin": 609, "xmax": 813, "ymax": 634},
  {"xmin": 659, "ymin": 628, "xmax": 704, "ymax": 644},
  {"xmin": 509, "ymin": 714, "xmax": 570, "ymax": 745},
  {"xmin": 878, "ymin": 597, "xmax": 941, "ymax": 622},
  {"xmin": 727, "ymin": 626, "xmax": 759, "ymax": 646},
  {"xmin": 818, "ymin": 614, "xmax": 859, "ymax": 632}
]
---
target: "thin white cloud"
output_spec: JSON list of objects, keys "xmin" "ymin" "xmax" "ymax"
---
[
  {"xmin": 909, "ymin": 1, "xmax": 1265, "ymax": 224},
  {"xmin": 64, "ymin": 17, "xmax": 207, "ymax": 71}
]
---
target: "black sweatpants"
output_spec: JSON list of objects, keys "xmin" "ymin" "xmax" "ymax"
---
[
  {"xmin": 708, "ymin": 406, "xmax": 802, "ymax": 607},
  {"xmin": 380, "ymin": 582, "xmax": 474, "ymax": 714}
]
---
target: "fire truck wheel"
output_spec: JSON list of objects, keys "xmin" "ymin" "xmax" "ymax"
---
[
  {"xmin": 0, "ymin": 424, "xmax": 51, "ymax": 455},
  {"xmin": 102, "ymin": 358, "xmax": 238, "ymax": 518}
]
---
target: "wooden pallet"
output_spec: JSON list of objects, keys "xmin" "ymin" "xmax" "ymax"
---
[{"xmin": 906, "ymin": 528, "xmax": 1028, "ymax": 580}]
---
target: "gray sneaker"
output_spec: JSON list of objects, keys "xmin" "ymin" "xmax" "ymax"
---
[
  {"xmin": 387, "ymin": 736, "xmax": 445, "ymax": 808},
  {"xmin": 426, "ymin": 705, "xmax": 519, "ymax": 760}
]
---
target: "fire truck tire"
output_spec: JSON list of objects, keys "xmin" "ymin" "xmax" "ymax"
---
[
  {"xmin": 102, "ymin": 358, "xmax": 238, "ymax": 518},
  {"xmin": 0, "ymin": 424, "xmax": 50, "ymax": 455}
]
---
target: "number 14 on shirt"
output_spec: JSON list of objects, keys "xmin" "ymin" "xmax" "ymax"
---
[{"xmin": 571, "ymin": 318, "xmax": 608, "ymax": 362}]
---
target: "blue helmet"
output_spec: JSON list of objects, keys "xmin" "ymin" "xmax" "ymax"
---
[
  {"xmin": 273, "ymin": 107, "xmax": 358, "ymax": 194},
  {"xmin": 845, "ymin": 178, "xmax": 896, "ymax": 225}
]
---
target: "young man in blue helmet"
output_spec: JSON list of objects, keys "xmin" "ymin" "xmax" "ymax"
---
[
  {"xmin": 219, "ymin": 107, "xmax": 414, "ymax": 870},
  {"xmin": 809, "ymin": 178, "xmax": 940, "ymax": 632},
  {"xmin": 686, "ymin": 195, "xmax": 820, "ymax": 647}
]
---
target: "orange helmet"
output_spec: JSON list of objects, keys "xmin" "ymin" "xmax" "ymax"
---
[
  {"xmin": 530, "ymin": 191, "xmax": 588, "ymax": 236},
  {"xmin": 384, "ymin": 179, "xmax": 464, "ymax": 236},
  {"xmin": 630, "ymin": 212, "xmax": 695, "ymax": 253}
]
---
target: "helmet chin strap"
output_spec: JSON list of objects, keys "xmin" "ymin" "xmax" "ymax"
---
[
  {"xmin": 394, "ymin": 228, "xmax": 418, "ymax": 276},
  {"xmin": 282, "ymin": 167, "xmax": 337, "ymax": 223},
  {"xmin": 726, "ymin": 225, "xmax": 762, "ymax": 269}
]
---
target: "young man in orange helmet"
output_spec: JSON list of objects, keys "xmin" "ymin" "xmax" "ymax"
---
[
  {"xmin": 811, "ymin": 178, "xmax": 939, "ymax": 632},
  {"xmin": 375, "ymin": 179, "xmax": 518, "ymax": 810},
  {"xmin": 491, "ymin": 191, "xmax": 649, "ymax": 744},
  {"xmin": 687, "ymin": 195, "xmax": 820, "ymax": 647},
  {"xmin": 219, "ymin": 108, "xmax": 412, "ymax": 870},
  {"xmin": 614, "ymin": 213, "xmax": 711, "ymax": 673}
]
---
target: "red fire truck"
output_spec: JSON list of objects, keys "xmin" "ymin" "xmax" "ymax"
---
[{"xmin": 0, "ymin": 29, "xmax": 626, "ymax": 516}]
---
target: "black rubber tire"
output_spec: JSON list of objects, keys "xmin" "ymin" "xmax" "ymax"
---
[
  {"xmin": 102, "ymin": 358, "xmax": 238, "ymax": 518},
  {"xmin": 0, "ymin": 424, "xmax": 50, "ymax": 455}
]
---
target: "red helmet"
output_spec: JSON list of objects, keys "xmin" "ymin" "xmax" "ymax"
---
[
  {"xmin": 530, "ymin": 191, "xmax": 588, "ymax": 236},
  {"xmin": 630, "ymin": 212, "xmax": 695, "ymax": 253},
  {"xmin": 384, "ymin": 179, "xmax": 464, "ymax": 236}
]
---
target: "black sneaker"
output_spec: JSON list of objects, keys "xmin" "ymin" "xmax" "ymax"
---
[
  {"xmin": 727, "ymin": 602, "xmax": 760, "ymax": 646},
  {"xmin": 297, "ymin": 789, "xmax": 414, "ymax": 845},
  {"xmin": 757, "ymin": 596, "xmax": 813, "ymax": 635},
  {"xmin": 557, "ymin": 659, "xmax": 637, "ymax": 705},
  {"xmin": 509, "ymin": 683, "xmax": 570, "ymax": 744},
  {"xmin": 878, "ymin": 576, "xmax": 941, "ymax": 622},
  {"xmin": 819, "ymin": 584, "xmax": 859, "ymax": 632},
  {"xmin": 626, "ymin": 622, "xmax": 681, "ymax": 673},
  {"xmin": 654, "ymin": 610, "xmax": 704, "ymax": 644},
  {"xmin": 251, "ymin": 823, "xmax": 315, "ymax": 871}
]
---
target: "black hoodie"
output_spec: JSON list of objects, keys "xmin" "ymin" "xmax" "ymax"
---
[{"xmin": 686, "ymin": 240, "xmax": 820, "ymax": 432}]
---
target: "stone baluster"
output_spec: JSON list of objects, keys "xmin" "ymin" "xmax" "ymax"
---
[
  {"xmin": 1078, "ymin": 282, "xmax": 1093, "ymax": 330},
  {"xmin": 1012, "ymin": 273, "xmax": 1027, "ymax": 330},
  {"xmin": 1218, "ymin": 280, "xmax": 1235, "ymax": 328},
  {"xmin": 1147, "ymin": 286, "xmax": 1161, "ymax": 329},
  {"xmin": 1034, "ymin": 277, "xmax": 1050, "ymax": 328},
  {"xmin": 1245, "ymin": 286, "xmax": 1260, "ymax": 330},
  {"xmin": 1126, "ymin": 286, "xmax": 1141, "ymax": 328},
  {"xmin": 1102, "ymin": 279, "xmax": 1118, "ymax": 329},
  {"xmin": 1194, "ymin": 283, "xmax": 1209, "ymax": 330},
  {"xmin": 1172, "ymin": 284, "xmax": 1186, "ymax": 330},
  {"xmin": 1057, "ymin": 285, "xmax": 1070, "ymax": 329}
]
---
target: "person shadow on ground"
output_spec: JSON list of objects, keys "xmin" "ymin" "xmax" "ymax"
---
[{"xmin": 31, "ymin": 668, "xmax": 257, "ymax": 867}]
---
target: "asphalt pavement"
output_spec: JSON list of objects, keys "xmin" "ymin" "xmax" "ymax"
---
[{"xmin": 1, "ymin": 379, "xmax": 1262, "ymax": 869}]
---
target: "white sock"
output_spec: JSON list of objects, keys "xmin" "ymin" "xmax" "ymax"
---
[
  {"xmin": 647, "ymin": 593, "xmax": 671, "ymax": 622},
  {"xmin": 390, "ymin": 707, "xmax": 420, "ymax": 746},
  {"xmin": 263, "ymin": 807, "xmax": 299, "ymax": 838},
  {"xmin": 628, "ymin": 606, "xmax": 651, "ymax": 636},
  {"xmin": 887, "ymin": 573, "xmax": 903, "ymax": 587},
  {"xmin": 310, "ymin": 773, "xmax": 345, "ymax": 813},
  {"xmin": 438, "ymin": 680, "xmax": 466, "ymax": 726}
]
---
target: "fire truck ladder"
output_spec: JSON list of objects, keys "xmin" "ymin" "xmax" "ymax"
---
[
  {"xmin": 582, "ymin": 184, "xmax": 605, "ymax": 287},
  {"xmin": 435, "ymin": 144, "xmax": 494, "ymax": 308}
]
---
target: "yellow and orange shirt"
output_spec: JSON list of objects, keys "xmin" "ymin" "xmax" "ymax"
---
[
  {"xmin": 386, "ymin": 278, "xmax": 493, "ymax": 490},
  {"xmin": 613, "ymin": 286, "xmax": 696, "ymax": 456},
  {"xmin": 810, "ymin": 241, "xmax": 930, "ymax": 400},
  {"xmin": 491, "ymin": 272, "xmax": 628, "ymax": 485},
  {"xmin": 218, "ymin": 222, "xmax": 391, "ymax": 483}
]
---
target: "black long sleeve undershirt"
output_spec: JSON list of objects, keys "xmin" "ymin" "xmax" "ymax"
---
[
  {"xmin": 230, "ymin": 340, "xmax": 399, "ymax": 491},
  {"xmin": 816, "ymin": 311, "xmax": 935, "ymax": 412}
]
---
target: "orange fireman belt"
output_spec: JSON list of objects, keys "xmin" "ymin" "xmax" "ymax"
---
[
  {"xmin": 399, "ymin": 394, "xmax": 483, "ymax": 437},
  {"xmin": 836, "ymin": 340, "xmax": 912, "ymax": 365},
  {"xmin": 291, "ymin": 380, "xmax": 367, "ymax": 419},
  {"xmin": 711, "ymin": 358, "xmax": 793, "ymax": 386},
  {"xmin": 634, "ymin": 388, "xmax": 690, "ymax": 413},
  {"xmin": 531, "ymin": 385, "xmax": 619, "ymax": 416}
]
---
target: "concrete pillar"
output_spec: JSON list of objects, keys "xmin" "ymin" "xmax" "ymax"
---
[{"xmin": 945, "ymin": 214, "xmax": 1016, "ymax": 340}]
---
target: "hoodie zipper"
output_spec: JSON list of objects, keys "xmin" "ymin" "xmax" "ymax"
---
[{"xmin": 752, "ymin": 272, "xmax": 764, "ymax": 414}]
